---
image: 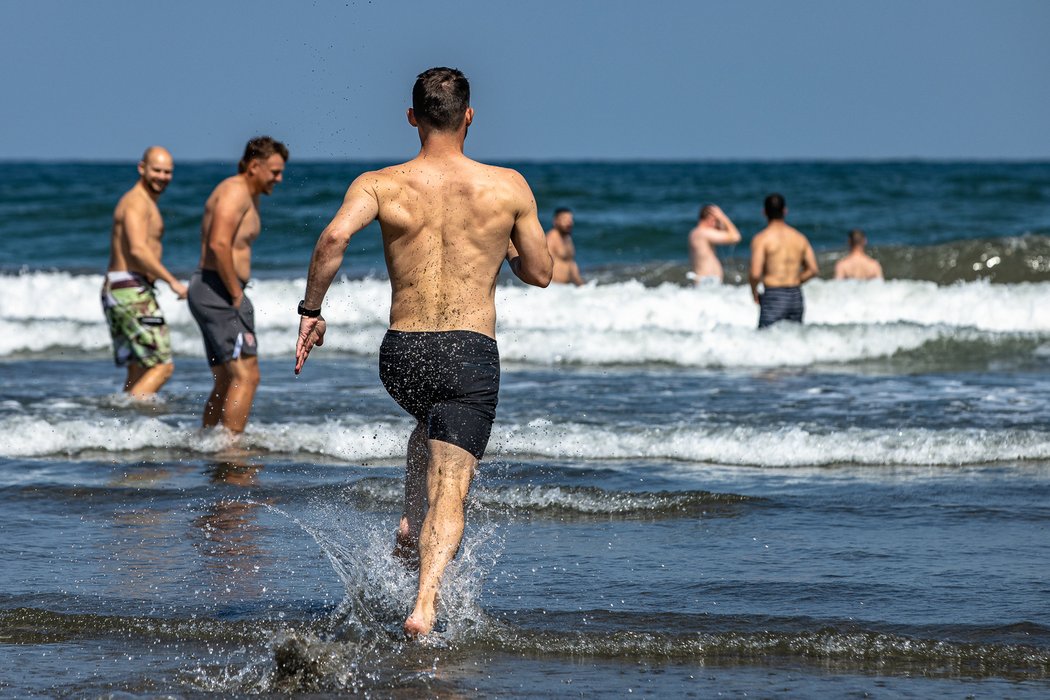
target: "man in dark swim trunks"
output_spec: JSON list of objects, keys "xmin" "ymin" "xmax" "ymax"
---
[
  {"xmin": 294, "ymin": 67, "xmax": 553, "ymax": 637},
  {"xmin": 188, "ymin": 136, "xmax": 287, "ymax": 434},
  {"xmin": 749, "ymin": 193, "xmax": 819, "ymax": 328}
]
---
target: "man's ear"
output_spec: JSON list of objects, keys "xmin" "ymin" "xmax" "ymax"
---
[
  {"xmin": 407, "ymin": 108, "xmax": 418, "ymax": 127},
  {"xmin": 464, "ymin": 107, "xmax": 474, "ymax": 127}
]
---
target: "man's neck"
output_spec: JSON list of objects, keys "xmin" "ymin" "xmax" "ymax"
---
[
  {"xmin": 136, "ymin": 179, "xmax": 160, "ymax": 203},
  {"xmin": 239, "ymin": 172, "xmax": 264, "ymax": 198},
  {"xmin": 418, "ymin": 130, "xmax": 466, "ymax": 159}
]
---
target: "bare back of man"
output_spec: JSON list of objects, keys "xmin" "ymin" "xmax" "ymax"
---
[
  {"xmin": 295, "ymin": 67, "xmax": 552, "ymax": 639},
  {"xmin": 749, "ymin": 194, "xmax": 818, "ymax": 328},
  {"xmin": 835, "ymin": 251, "xmax": 883, "ymax": 280},
  {"xmin": 375, "ymin": 157, "xmax": 537, "ymax": 335},
  {"xmin": 102, "ymin": 146, "xmax": 186, "ymax": 398},
  {"xmin": 834, "ymin": 229, "xmax": 883, "ymax": 280},
  {"xmin": 752, "ymin": 222, "xmax": 813, "ymax": 288}
]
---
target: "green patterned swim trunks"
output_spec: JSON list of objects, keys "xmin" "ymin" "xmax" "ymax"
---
[{"xmin": 101, "ymin": 271, "xmax": 173, "ymax": 368}]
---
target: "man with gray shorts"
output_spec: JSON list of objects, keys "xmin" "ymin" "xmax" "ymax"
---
[{"xmin": 187, "ymin": 136, "xmax": 287, "ymax": 434}]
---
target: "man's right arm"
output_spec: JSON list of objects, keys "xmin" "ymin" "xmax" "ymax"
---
[
  {"xmin": 506, "ymin": 175, "xmax": 552, "ymax": 287},
  {"xmin": 123, "ymin": 201, "xmax": 187, "ymax": 298},
  {"xmin": 205, "ymin": 191, "xmax": 248, "ymax": 306},
  {"xmin": 295, "ymin": 174, "xmax": 381, "ymax": 374},
  {"xmin": 709, "ymin": 207, "xmax": 742, "ymax": 245}
]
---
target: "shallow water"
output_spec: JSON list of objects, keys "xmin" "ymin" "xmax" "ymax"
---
[{"xmin": 1, "ymin": 161, "xmax": 1049, "ymax": 696}]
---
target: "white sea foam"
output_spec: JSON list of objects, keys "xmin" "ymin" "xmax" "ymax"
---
[
  {"xmin": 1, "ymin": 272, "xmax": 1047, "ymax": 367},
  {"xmin": 2, "ymin": 412, "xmax": 1048, "ymax": 467}
]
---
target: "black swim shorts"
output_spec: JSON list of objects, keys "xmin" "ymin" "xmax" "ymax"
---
[
  {"xmin": 187, "ymin": 269, "xmax": 258, "ymax": 366},
  {"xmin": 379, "ymin": 330, "xmax": 500, "ymax": 460},
  {"xmin": 758, "ymin": 285, "xmax": 804, "ymax": 329}
]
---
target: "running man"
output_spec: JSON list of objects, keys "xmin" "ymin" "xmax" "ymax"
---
[
  {"xmin": 749, "ymin": 193, "xmax": 819, "ymax": 328},
  {"xmin": 187, "ymin": 136, "xmax": 288, "ymax": 434},
  {"xmin": 101, "ymin": 146, "xmax": 187, "ymax": 398},
  {"xmin": 688, "ymin": 204, "xmax": 741, "ymax": 285},
  {"xmin": 546, "ymin": 207, "xmax": 584, "ymax": 285},
  {"xmin": 294, "ymin": 67, "xmax": 552, "ymax": 637},
  {"xmin": 834, "ymin": 229, "xmax": 883, "ymax": 280}
]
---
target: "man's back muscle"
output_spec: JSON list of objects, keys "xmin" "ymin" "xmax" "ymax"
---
[
  {"xmin": 758, "ymin": 224, "xmax": 808, "ymax": 287},
  {"xmin": 373, "ymin": 156, "xmax": 525, "ymax": 337}
]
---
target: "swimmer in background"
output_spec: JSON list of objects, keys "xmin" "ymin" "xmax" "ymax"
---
[
  {"xmin": 834, "ymin": 229, "xmax": 883, "ymax": 280},
  {"xmin": 688, "ymin": 204, "xmax": 741, "ymax": 286},
  {"xmin": 749, "ymin": 193, "xmax": 819, "ymax": 329},
  {"xmin": 101, "ymin": 146, "xmax": 187, "ymax": 398},
  {"xmin": 546, "ymin": 207, "xmax": 584, "ymax": 285}
]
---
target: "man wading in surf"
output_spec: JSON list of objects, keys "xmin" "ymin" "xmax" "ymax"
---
[{"xmin": 294, "ymin": 67, "xmax": 553, "ymax": 637}]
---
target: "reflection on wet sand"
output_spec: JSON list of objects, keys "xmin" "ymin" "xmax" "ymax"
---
[{"xmin": 192, "ymin": 459, "xmax": 273, "ymax": 603}]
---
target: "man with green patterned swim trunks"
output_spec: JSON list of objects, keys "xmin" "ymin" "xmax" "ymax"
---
[{"xmin": 101, "ymin": 146, "xmax": 187, "ymax": 398}]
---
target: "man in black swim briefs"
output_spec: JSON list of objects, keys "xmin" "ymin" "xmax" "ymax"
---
[
  {"xmin": 294, "ymin": 67, "xmax": 553, "ymax": 637},
  {"xmin": 749, "ymin": 193, "xmax": 819, "ymax": 329}
]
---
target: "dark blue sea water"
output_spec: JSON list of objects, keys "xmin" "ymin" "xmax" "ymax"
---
[{"xmin": 1, "ymin": 161, "xmax": 1049, "ymax": 697}]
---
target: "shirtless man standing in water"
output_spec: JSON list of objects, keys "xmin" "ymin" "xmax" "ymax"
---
[
  {"xmin": 294, "ymin": 67, "xmax": 552, "ymax": 637},
  {"xmin": 749, "ymin": 193, "xmax": 819, "ymax": 328},
  {"xmin": 834, "ymin": 229, "xmax": 883, "ymax": 280},
  {"xmin": 187, "ymin": 136, "xmax": 288, "ymax": 434},
  {"xmin": 688, "ymin": 204, "xmax": 741, "ymax": 285},
  {"xmin": 546, "ymin": 207, "xmax": 584, "ymax": 285},
  {"xmin": 101, "ymin": 146, "xmax": 187, "ymax": 398}
]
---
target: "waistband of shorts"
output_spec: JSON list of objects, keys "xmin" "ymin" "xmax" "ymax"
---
[
  {"xmin": 384, "ymin": 329, "xmax": 497, "ymax": 347},
  {"xmin": 762, "ymin": 285, "xmax": 801, "ymax": 293},
  {"xmin": 194, "ymin": 268, "xmax": 248, "ymax": 289},
  {"xmin": 104, "ymin": 270, "xmax": 151, "ymax": 290}
]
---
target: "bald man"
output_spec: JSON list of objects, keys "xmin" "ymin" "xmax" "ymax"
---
[{"xmin": 101, "ymin": 147, "xmax": 187, "ymax": 398}]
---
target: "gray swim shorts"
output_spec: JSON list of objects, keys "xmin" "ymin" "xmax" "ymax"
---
[{"xmin": 187, "ymin": 269, "xmax": 258, "ymax": 366}]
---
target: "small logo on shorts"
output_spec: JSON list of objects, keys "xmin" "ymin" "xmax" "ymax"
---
[{"xmin": 244, "ymin": 332, "xmax": 256, "ymax": 348}]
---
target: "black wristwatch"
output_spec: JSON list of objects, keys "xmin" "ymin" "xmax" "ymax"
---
[{"xmin": 297, "ymin": 300, "xmax": 322, "ymax": 317}]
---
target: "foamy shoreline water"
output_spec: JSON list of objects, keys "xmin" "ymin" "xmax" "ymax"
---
[{"xmin": 2, "ymin": 272, "xmax": 1048, "ymax": 368}]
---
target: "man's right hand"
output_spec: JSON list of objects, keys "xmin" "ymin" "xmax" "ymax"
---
[
  {"xmin": 231, "ymin": 292, "xmax": 244, "ymax": 309},
  {"xmin": 295, "ymin": 315, "xmax": 326, "ymax": 375},
  {"xmin": 170, "ymin": 280, "xmax": 188, "ymax": 300}
]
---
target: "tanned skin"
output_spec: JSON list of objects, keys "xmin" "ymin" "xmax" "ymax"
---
[
  {"xmin": 106, "ymin": 146, "xmax": 186, "ymax": 397},
  {"xmin": 295, "ymin": 103, "xmax": 552, "ymax": 638}
]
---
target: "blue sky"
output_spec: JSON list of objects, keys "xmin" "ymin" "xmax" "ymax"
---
[{"xmin": 2, "ymin": 0, "xmax": 1047, "ymax": 161}]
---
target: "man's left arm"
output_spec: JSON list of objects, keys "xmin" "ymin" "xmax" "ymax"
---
[
  {"xmin": 748, "ymin": 236, "xmax": 764, "ymax": 303},
  {"xmin": 800, "ymin": 241, "xmax": 819, "ymax": 283},
  {"xmin": 569, "ymin": 260, "xmax": 584, "ymax": 286},
  {"xmin": 295, "ymin": 175, "xmax": 380, "ymax": 374}
]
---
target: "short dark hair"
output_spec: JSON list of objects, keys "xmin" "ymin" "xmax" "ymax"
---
[
  {"xmin": 412, "ymin": 67, "xmax": 470, "ymax": 131},
  {"xmin": 238, "ymin": 136, "xmax": 289, "ymax": 174},
  {"xmin": 554, "ymin": 207, "xmax": 572, "ymax": 217},
  {"xmin": 698, "ymin": 204, "xmax": 716, "ymax": 221},
  {"xmin": 764, "ymin": 193, "xmax": 786, "ymax": 220},
  {"xmin": 848, "ymin": 229, "xmax": 867, "ymax": 248}
]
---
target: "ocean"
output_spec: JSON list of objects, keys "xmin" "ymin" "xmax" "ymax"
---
[{"xmin": 1, "ymin": 160, "xmax": 1048, "ymax": 697}]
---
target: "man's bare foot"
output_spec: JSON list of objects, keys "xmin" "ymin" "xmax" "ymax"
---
[
  {"xmin": 403, "ymin": 610, "xmax": 435, "ymax": 638},
  {"xmin": 392, "ymin": 518, "xmax": 419, "ymax": 570}
]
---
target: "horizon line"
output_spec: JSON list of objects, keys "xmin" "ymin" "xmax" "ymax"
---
[{"xmin": 2, "ymin": 156, "xmax": 1050, "ymax": 165}]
